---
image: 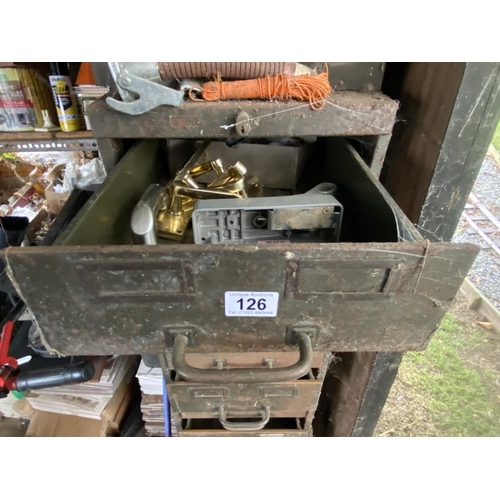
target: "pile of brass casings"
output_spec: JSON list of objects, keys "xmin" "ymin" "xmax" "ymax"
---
[{"xmin": 156, "ymin": 158, "xmax": 259, "ymax": 240}]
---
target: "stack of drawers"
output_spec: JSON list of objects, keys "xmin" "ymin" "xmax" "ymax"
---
[
  {"xmin": 5, "ymin": 138, "xmax": 478, "ymax": 439},
  {"xmin": 162, "ymin": 350, "xmax": 331, "ymax": 437}
]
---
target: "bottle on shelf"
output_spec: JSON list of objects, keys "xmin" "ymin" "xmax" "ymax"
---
[{"xmin": 49, "ymin": 62, "xmax": 80, "ymax": 132}]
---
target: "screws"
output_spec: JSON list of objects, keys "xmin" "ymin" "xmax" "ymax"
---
[{"xmin": 119, "ymin": 75, "xmax": 132, "ymax": 87}]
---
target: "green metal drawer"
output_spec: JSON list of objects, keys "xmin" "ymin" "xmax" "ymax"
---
[{"xmin": 3, "ymin": 138, "xmax": 478, "ymax": 356}]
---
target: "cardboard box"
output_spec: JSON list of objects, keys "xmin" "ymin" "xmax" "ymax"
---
[
  {"xmin": 44, "ymin": 182, "xmax": 69, "ymax": 215},
  {"xmin": 26, "ymin": 411, "xmax": 107, "ymax": 437}
]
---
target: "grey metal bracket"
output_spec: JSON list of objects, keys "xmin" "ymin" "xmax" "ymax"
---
[{"xmin": 106, "ymin": 73, "xmax": 184, "ymax": 115}]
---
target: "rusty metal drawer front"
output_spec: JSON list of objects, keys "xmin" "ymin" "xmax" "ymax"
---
[
  {"xmin": 166, "ymin": 351, "xmax": 329, "ymax": 372},
  {"xmin": 286, "ymin": 258, "xmax": 402, "ymax": 300},
  {"xmin": 177, "ymin": 413, "xmax": 312, "ymax": 436},
  {"xmin": 179, "ymin": 425, "xmax": 311, "ymax": 437},
  {"xmin": 75, "ymin": 260, "xmax": 195, "ymax": 303},
  {"xmin": 170, "ymin": 332, "xmax": 314, "ymax": 383},
  {"xmin": 179, "ymin": 430, "xmax": 310, "ymax": 437},
  {"xmin": 1, "ymin": 139, "xmax": 479, "ymax": 356},
  {"xmin": 168, "ymin": 379, "xmax": 323, "ymax": 418},
  {"xmin": 4, "ymin": 242, "xmax": 478, "ymax": 355}
]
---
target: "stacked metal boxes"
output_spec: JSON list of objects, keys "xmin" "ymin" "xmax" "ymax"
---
[{"xmin": 162, "ymin": 351, "xmax": 331, "ymax": 437}]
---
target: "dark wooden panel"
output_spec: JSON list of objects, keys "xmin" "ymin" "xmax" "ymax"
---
[
  {"xmin": 417, "ymin": 63, "xmax": 500, "ymax": 242},
  {"xmin": 382, "ymin": 63, "xmax": 466, "ymax": 222},
  {"xmin": 350, "ymin": 63, "xmax": 500, "ymax": 438},
  {"xmin": 350, "ymin": 352, "xmax": 403, "ymax": 436},
  {"xmin": 314, "ymin": 352, "xmax": 376, "ymax": 436},
  {"xmin": 382, "ymin": 62, "xmax": 500, "ymax": 242},
  {"xmin": 87, "ymin": 91, "xmax": 398, "ymax": 139},
  {"xmin": 315, "ymin": 351, "xmax": 402, "ymax": 437}
]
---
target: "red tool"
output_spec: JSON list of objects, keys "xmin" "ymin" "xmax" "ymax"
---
[
  {"xmin": 0, "ymin": 321, "xmax": 18, "ymax": 393},
  {"xmin": 0, "ymin": 320, "xmax": 95, "ymax": 397}
]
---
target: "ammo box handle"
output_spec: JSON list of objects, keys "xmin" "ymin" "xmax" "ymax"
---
[
  {"xmin": 172, "ymin": 333, "xmax": 313, "ymax": 383},
  {"xmin": 218, "ymin": 404, "xmax": 271, "ymax": 431}
]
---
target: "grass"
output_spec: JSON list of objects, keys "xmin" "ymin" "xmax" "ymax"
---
[
  {"xmin": 396, "ymin": 315, "xmax": 500, "ymax": 436},
  {"xmin": 492, "ymin": 118, "xmax": 500, "ymax": 152}
]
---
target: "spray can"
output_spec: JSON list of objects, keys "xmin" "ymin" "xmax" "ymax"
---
[{"xmin": 49, "ymin": 62, "xmax": 80, "ymax": 132}]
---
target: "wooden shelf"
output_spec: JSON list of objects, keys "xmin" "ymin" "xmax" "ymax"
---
[
  {"xmin": 87, "ymin": 91, "xmax": 398, "ymax": 140},
  {"xmin": 0, "ymin": 130, "xmax": 98, "ymax": 152}
]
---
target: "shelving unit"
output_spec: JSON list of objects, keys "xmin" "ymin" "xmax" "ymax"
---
[
  {"xmin": 88, "ymin": 91, "xmax": 397, "ymax": 139},
  {"xmin": 0, "ymin": 130, "xmax": 98, "ymax": 153},
  {"xmin": 87, "ymin": 89, "xmax": 397, "ymax": 177}
]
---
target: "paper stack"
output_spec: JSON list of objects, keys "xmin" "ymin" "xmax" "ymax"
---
[
  {"xmin": 136, "ymin": 359, "xmax": 178, "ymax": 436},
  {"xmin": 26, "ymin": 356, "xmax": 139, "ymax": 429}
]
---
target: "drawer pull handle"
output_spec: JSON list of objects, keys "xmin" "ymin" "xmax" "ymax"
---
[
  {"xmin": 172, "ymin": 333, "xmax": 312, "ymax": 383},
  {"xmin": 218, "ymin": 405, "xmax": 271, "ymax": 431}
]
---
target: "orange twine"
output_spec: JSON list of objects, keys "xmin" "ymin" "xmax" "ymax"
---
[{"xmin": 190, "ymin": 72, "xmax": 332, "ymax": 110}]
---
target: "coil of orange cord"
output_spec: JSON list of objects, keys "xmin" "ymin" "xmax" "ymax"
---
[{"xmin": 190, "ymin": 72, "xmax": 332, "ymax": 110}]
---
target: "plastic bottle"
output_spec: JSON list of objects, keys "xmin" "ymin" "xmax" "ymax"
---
[{"xmin": 49, "ymin": 62, "xmax": 80, "ymax": 132}]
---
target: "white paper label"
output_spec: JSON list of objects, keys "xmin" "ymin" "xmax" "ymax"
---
[{"xmin": 225, "ymin": 291, "xmax": 279, "ymax": 317}]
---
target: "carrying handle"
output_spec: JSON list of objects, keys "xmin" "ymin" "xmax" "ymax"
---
[
  {"xmin": 218, "ymin": 404, "xmax": 271, "ymax": 431},
  {"xmin": 172, "ymin": 333, "xmax": 313, "ymax": 383}
]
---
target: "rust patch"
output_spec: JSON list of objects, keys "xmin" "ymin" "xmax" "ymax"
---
[{"xmin": 169, "ymin": 116, "xmax": 197, "ymax": 128}]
